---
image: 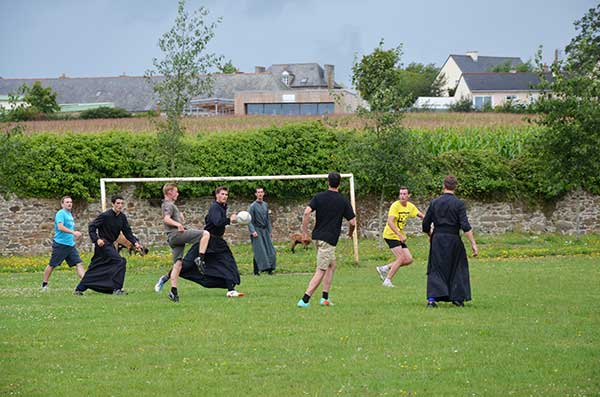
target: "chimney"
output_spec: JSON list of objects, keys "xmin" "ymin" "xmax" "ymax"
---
[
  {"xmin": 466, "ymin": 51, "xmax": 479, "ymax": 62},
  {"xmin": 324, "ymin": 64, "xmax": 335, "ymax": 89},
  {"xmin": 255, "ymin": 66, "xmax": 266, "ymax": 73},
  {"xmin": 554, "ymin": 49, "xmax": 559, "ymax": 64}
]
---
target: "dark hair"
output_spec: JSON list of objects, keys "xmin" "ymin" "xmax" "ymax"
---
[
  {"xmin": 328, "ymin": 172, "xmax": 341, "ymax": 188},
  {"xmin": 61, "ymin": 196, "xmax": 72, "ymax": 204},
  {"xmin": 398, "ymin": 186, "xmax": 410, "ymax": 196},
  {"xmin": 111, "ymin": 194, "xmax": 124, "ymax": 203},
  {"xmin": 255, "ymin": 186, "xmax": 264, "ymax": 193},
  {"xmin": 214, "ymin": 186, "xmax": 228, "ymax": 197},
  {"xmin": 443, "ymin": 175, "xmax": 458, "ymax": 191}
]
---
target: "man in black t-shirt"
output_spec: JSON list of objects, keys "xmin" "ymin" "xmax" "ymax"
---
[{"xmin": 297, "ymin": 172, "xmax": 356, "ymax": 308}]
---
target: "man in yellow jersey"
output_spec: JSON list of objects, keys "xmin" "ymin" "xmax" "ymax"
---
[{"xmin": 376, "ymin": 187, "xmax": 424, "ymax": 287}]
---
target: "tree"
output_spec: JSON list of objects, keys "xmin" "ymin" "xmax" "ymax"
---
[
  {"xmin": 488, "ymin": 60, "xmax": 533, "ymax": 72},
  {"xmin": 22, "ymin": 81, "xmax": 60, "ymax": 114},
  {"xmin": 534, "ymin": 4, "xmax": 600, "ymax": 236},
  {"xmin": 145, "ymin": 0, "xmax": 222, "ymax": 175},
  {"xmin": 219, "ymin": 60, "xmax": 238, "ymax": 74}
]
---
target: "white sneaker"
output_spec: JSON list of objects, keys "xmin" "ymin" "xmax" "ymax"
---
[
  {"xmin": 41, "ymin": 286, "xmax": 48, "ymax": 292},
  {"xmin": 376, "ymin": 266, "xmax": 388, "ymax": 281},
  {"xmin": 226, "ymin": 290, "xmax": 245, "ymax": 298},
  {"xmin": 382, "ymin": 279, "xmax": 394, "ymax": 288},
  {"xmin": 154, "ymin": 275, "xmax": 168, "ymax": 293}
]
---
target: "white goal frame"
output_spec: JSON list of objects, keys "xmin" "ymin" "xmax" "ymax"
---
[{"xmin": 100, "ymin": 173, "xmax": 359, "ymax": 263}]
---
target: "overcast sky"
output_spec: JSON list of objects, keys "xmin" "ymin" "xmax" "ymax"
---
[{"xmin": 0, "ymin": 0, "xmax": 596, "ymax": 87}]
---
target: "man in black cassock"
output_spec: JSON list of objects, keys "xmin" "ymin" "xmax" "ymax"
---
[
  {"xmin": 167, "ymin": 186, "xmax": 244, "ymax": 302},
  {"xmin": 422, "ymin": 175, "xmax": 478, "ymax": 308},
  {"xmin": 74, "ymin": 195, "xmax": 141, "ymax": 295}
]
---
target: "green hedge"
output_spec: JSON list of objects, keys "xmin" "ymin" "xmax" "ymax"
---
[{"xmin": 0, "ymin": 122, "xmax": 596, "ymax": 201}]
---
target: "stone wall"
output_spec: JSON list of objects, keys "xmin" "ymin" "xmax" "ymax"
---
[{"xmin": 1, "ymin": 189, "xmax": 599, "ymax": 256}]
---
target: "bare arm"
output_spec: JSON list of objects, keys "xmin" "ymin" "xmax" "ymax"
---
[
  {"xmin": 348, "ymin": 217, "xmax": 356, "ymax": 238},
  {"xmin": 301, "ymin": 206, "xmax": 312, "ymax": 242},
  {"xmin": 464, "ymin": 229, "xmax": 478, "ymax": 257},
  {"xmin": 163, "ymin": 214, "xmax": 185, "ymax": 232},
  {"xmin": 57, "ymin": 222, "xmax": 82, "ymax": 238},
  {"xmin": 386, "ymin": 216, "xmax": 406, "ymax": 242}
]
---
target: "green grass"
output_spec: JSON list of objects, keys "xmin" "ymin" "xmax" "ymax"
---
[{"xmin": 1, "ymin": 235, "xmax": 599, "ymax": 396}]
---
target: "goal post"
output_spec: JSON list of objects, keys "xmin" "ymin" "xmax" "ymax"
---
[{"xmin": 100, "ymin": 173, "xmax": 359, "ymax": 263}]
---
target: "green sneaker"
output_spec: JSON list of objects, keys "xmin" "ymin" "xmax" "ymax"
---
[
  {"xmin": 319, "ymin": 298, "xmax": 333, "ymax": 306},
  {"xmin": 297, "ymin": 299, "xmax": 310, "ymax": 308}
]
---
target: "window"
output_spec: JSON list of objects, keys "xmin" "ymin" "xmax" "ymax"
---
[
  {"xmin": 473, "ymin": 96, "xmax": 492, "ymax": 110},
  {"xmin": 245, "ymin": 102, "xmax": 335, "ymax": 115},
  {"xmin": 281, "ymin": 70, "xmax": 290, "ymax": 86}
]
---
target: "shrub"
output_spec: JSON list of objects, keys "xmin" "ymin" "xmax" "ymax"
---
[
  {"xmin": 449, "ymin": 97, "xmax": 473, "ymax": 112},
  {"xmin": 79, "ymin": 107, "xmax": 131, "ymax": 119}
]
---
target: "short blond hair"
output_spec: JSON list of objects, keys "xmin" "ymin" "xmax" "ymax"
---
[{"xmin": 163, "ymin": 183, "xmax": 178, "ymax": 196}]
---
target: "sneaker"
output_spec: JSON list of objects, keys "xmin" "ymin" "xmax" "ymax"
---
[
  {"xmin": 112, "ymin": 289, "xmax": 128, "ymax": 295},
  {"xmin": 168, "ymin": 291, "xmax": 179, "ymax": 302},
  {"xmin": 297, "ymin": 299, "xmax": 310, "ymax": 308},
  {"xmin": 154, "ymin": 275, "xmax": 168, "ymax": 293},
  {"xmin": 226, "ymin": 290, "xmax": 245, "ymax": 298},
  {"xmin": 319, "ymin": 298, "xmax": 333, "ymax": 306},
  {"xmin": 41, "ymin": 286, "xmax": 48, "ymax": 292},
  {"xmin": 376, "ymin": 266, "xmax": 388, "ymax": 281},
  {"xmin": 452, "ymin": 300, "xmax": 464, "ymax": 307},
  {"xmin": 426, "ymin": 301, "xmax": 438, "ymax": 308},
  {"xmin": 194, "ymin": 256, "xmax": 206, "ymax": 273},
  {"xmin": 382, "ymin": 279, "xmax": 394, "ymax": 288},
  {"xmin": 73, "ymin": 289, "xmax": 84, "ymax": 296}
]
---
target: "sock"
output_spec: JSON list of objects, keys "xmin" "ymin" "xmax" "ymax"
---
[
  {"xmin": 322, "ymin": 291, "xmax": 329, "ymax": 300},
  {"xmin": 161, "ymin": 275, "xmax": 169, "ymax": 283},
  {"xmin": 384, "ymin": 278, "xmax": 392, "ymax": 283},
  {"xmin": 42, "ymin": 281, "xmax": 48, "ymax": 287},
  {"xmin": 199, "ymin": 253, "xmax": 205, "ymax": 260},
  {"xmin": 171, "ymin": 287, "xmax": 178, "ymax": 295},
  {"xmin": 302, "ymin": 294, "xmax": 311, "ymax": 303}
]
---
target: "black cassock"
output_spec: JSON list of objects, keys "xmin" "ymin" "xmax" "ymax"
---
[
  {"xmin": 79, "ymin": 209, "xmax": 137, "ymax": 294},
  {"xmin": 422, "ymin": 193, "xmax": 472, "ymax": 302},
  {"xmin": 179, "ymin": 240, "xmax": 241, "ymax": 289},
  {"xmin": 177, "ymin": 200, "xmax": 241, "ymax": 289}
]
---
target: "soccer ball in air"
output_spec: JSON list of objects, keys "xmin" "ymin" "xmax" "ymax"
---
[{"xmin": 236, "ymin": 211, "xmax": 252, "ymax": 225}]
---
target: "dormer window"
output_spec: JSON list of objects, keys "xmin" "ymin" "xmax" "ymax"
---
[{"xmin": 281, "ymin": 70, "xmax": 290, "ymax": 86}]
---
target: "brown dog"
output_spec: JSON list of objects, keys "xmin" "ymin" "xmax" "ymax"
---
[
  {"xmin": 290, "ymin": 233, "xmax": 311, "ymax": 253},
  {"xmin": 114, "ymin": 232, "xmax": 149, "ymax": 256}
]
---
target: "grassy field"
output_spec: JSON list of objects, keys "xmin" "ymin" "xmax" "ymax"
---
[
  {"xmin": 5, "ymin": 112, "xmax": 534, "ymax": 134},
  {"xmin": 1, "ymin": 235, "xmax": 599, "ymax": 396}
]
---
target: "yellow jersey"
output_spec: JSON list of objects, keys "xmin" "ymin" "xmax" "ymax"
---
[{"xmin": 382, "ymin": 201, "xmax": 419, "ymax": 240}]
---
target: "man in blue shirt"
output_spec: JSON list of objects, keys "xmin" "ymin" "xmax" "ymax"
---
[{"xmin": 42, "ymin": 196, "xmax": 85, "ymax": 290}]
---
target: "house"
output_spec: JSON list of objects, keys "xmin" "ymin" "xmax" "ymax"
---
[
  {"xmin": 454, "ymin": 72, "xmax": 552, "ymax": 109},
  {"xmin": 0, "ymin": 63, "xmax": 362, "ymax": 116},
  {"xmin": 437, "ymin": 51, "xmax": 523, "ymax": 96}
]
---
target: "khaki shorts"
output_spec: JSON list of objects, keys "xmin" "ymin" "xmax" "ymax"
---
[{"xmin": 315, "ymin": 240, "xmax": 336, "ymax": 270}]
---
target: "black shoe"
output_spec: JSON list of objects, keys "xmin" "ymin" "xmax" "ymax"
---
[
  {"xmin": 452, "ymin": 300, "xmax": 464, "ymax": 307},
  {"xmin": 113, "ymin": 289, "xmax": 128, "ymax": 295},
  {"xmin": 73, "ymin": 289, "xmax": 84, "ymax": 296},
  {"xmin": 426, "ymin": 301, "xmax": 438, "ymax": 308},
  {"xmin": 194, "ymin": 257, "xmax": 205, "ymax": 273},
  {"xmin": 168, "ymin": 291, "xmax": 179, "ymax": 303}
]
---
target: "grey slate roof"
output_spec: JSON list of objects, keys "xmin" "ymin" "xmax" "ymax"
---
[
  {"xmin": 461, "ymin": 72, "xmax": 553, "ymax": 91},
  {"xmin": 268, "ymin": 63, "xmax": 341, "ymax": 88},
  {"xmin": 0, "ymin": 73, "xmax": 287, "ymax": 112},
  {"xmin": 449, "ymin": 55, "xmax": 523, "ymax": 73}
]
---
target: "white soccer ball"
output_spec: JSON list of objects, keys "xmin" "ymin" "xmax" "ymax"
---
[{"xmin": 236, "ymin": 211, "xmax": 252, "ymax": 225}]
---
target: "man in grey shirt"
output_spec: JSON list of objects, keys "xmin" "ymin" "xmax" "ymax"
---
[{"xmin": 154, "ymin": 183, "xmax": 210, "ymax": 302}]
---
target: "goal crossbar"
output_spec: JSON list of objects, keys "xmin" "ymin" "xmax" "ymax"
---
[{"xmin": 100, "ymin": 173, "xmax": 359, "ymax": 263}]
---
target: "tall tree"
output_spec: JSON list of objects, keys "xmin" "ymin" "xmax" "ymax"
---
[
  {"xmin": 21, "ymin": 81, "xmax": 60, "ymax": 114},
  {"xmin": 534, "ymin": 4, "xmax": 600, "ymax": 236},
  {"xmin": 145, "ymin": 0, "xmax": 222, "ymax": 175}
]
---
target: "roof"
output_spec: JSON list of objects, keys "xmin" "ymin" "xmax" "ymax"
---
[
  {"xmin": 0, "ymin": 73, "xmax": 286, "ymax": 112},
  {"xmin": 460, "ymin": 72, "xmax": 553, "ymax": 92},
  {"xmin": 449, "ymin": 55, "xmax": 523, "ymax": 73},
  {"xmin": 268, "ymin": 63, "xmax": 341, "ymax": 88},
  {"xmin": 0, "ymin": 63, "xmax": 338, "ymax": 112}
]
